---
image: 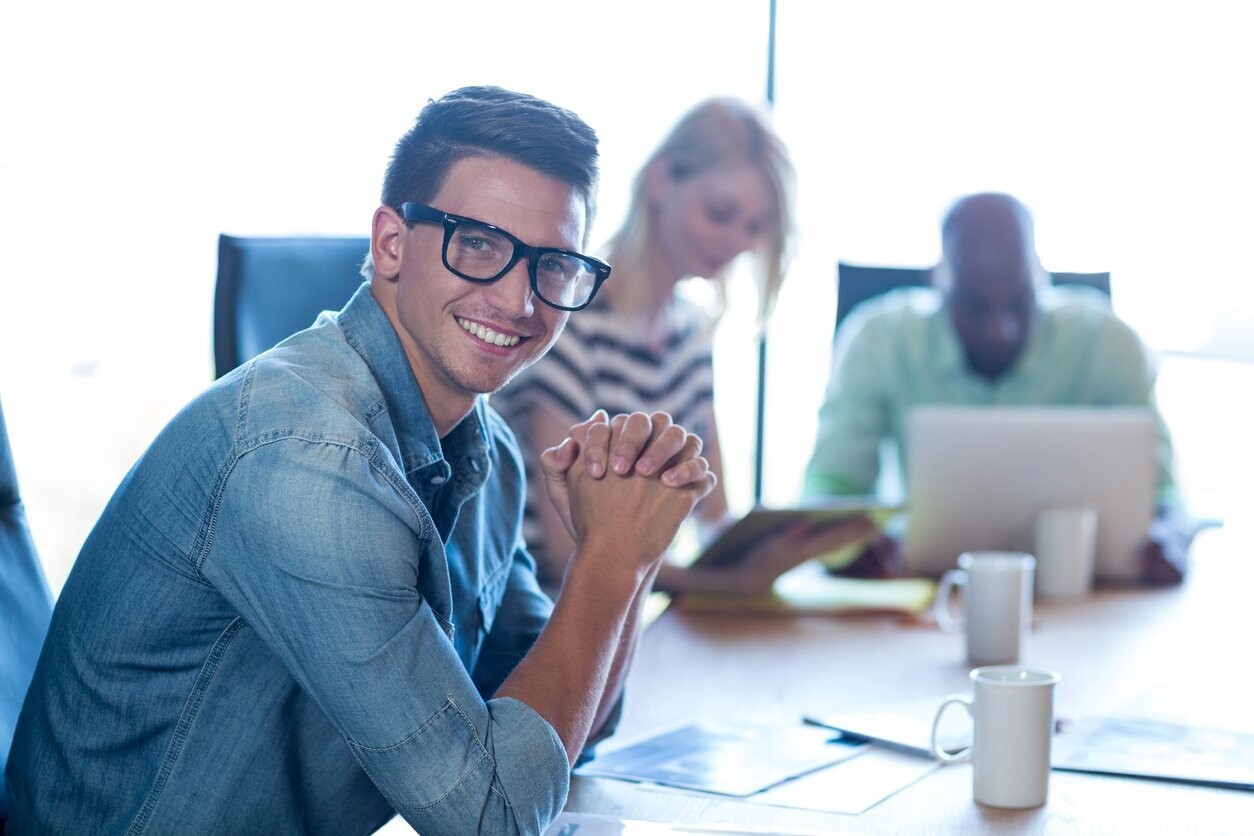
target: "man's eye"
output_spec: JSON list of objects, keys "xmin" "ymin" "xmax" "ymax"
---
[
  {"xmin": 538, "ymin": 255, "xmax": 577, "ymax": 279},
  {"xmin": 458, "ymin": 234, "xmax": 490, "ymax": 252},
  {"xmin": 452, "ymin": 229, "xmax": 503, "ymax": 258},
  {"xmin": 706, "ymin": 204, "xmax": 737, "ymax": 225}
]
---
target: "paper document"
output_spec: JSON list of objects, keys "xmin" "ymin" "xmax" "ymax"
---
[
  {"xmin": 804, "ymin": 707, "xmax": 969, "ymax": 758},
  {"xmin": 544, "ymin": 811, "xmax": 852, "ymax": 835},
  {"xmin": 575, "ymin": 721, "xmax": 861, "ymax": 797},
  {"xmin": 1052, "ymin": 716, "xmax": 1254, "ymax": 790},
  {"xmin": 749, "ymin": 744, "xmax": 939, "ymax": 815}
]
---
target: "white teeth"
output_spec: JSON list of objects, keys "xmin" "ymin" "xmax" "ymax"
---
[{"xmin": 458, "ymin": 317, "xmax": 519, "ymax": 347}]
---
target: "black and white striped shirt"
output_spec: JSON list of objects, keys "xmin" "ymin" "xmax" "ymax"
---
[{"xmin": 493, "ymin": 296, "xmax": 716, "ymax": 583}]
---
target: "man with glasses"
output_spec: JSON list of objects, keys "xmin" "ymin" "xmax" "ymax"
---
[{"xmin": 8, "ymin": 87, "xmax": 713, "ymax": 835}]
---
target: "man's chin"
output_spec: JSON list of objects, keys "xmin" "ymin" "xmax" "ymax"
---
[
  {"xmin": 453, "ymin": 333, "xmax": 558, "ymax": 395},
  {"xmin": 489, "ymin": 365, "xmax": 534, "ymax": 395},
  {"xmin": 459, "ymin": 363, "xmax": 533, "ymax": 397},
  {"xmin": 968, "ymin": 354, "xmax": 1017, "ymax": 380}
]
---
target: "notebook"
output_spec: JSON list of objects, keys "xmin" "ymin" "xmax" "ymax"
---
[{"xmin": 904, "ymin": 406, "xmax": 1157, "ymax": 581}]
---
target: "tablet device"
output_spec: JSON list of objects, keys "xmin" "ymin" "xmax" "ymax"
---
[
  {"xmin": 905, "ymin": 405, "xmax": 1157, "ymax": 581},
  {"xmin": 691, "ymin": 497, "xmax": 901, "ymax": 570}
]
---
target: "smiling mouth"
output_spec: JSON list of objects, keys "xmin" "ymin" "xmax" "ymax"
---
[{"xmin": 458, "ymin": 317, "xmax": 521, "ymax": 347}]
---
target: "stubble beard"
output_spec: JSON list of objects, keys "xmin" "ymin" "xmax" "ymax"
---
[{"xmin": 444, "ymin": 323, "xmax": 565, "ymax": 397}]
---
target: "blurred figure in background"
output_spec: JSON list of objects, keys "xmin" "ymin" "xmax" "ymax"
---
[
  {"xmin": 804, "ymin": 192, "xmax": 1193, "ymax": 585},
  {"xmin": 497, "ymin": 97, "xmax": 874, "ymax": 596}
]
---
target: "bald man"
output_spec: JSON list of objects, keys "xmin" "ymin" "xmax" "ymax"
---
[{"xmin": 805, "ymin": 192, "xmax": 1190, "ymax": 586}]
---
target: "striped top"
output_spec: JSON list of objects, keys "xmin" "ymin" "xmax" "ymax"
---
[{"xmin": 492, "ymin": 295, "xmax": 716, "ymax": 584}]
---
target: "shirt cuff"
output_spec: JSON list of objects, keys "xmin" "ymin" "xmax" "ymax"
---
[
  {"xmin": 348, "ymin": 695, "xmax": 569, "ymax": 835},
  {"xmin": 482, "ymin": 696, "xmax": 570, "ymax": 832}
]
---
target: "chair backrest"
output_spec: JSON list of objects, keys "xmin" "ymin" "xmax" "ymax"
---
[
  {"xmin": 834, "ymin": 261, "xmax": 1112, "ymax": 336},
  {"xmin": 835, "ymin": 263, "xmax": 931, "ymax": 332},
  {"xmin": 1, "ymin": 397, "xmax": 53, "ymax": 819},
  {"xmin": 213, "ymin": 234, "xmax": 371, "ymax": 378}
]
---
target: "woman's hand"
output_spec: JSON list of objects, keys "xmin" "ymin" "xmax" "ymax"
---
[{"xmin": 663, "ymin": 515, "xmax": 879, "ymax": 596}]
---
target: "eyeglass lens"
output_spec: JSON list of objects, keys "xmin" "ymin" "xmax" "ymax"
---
[{"xmin": 447, "ymin": 221, "xmax": 599, "ymax": 309}]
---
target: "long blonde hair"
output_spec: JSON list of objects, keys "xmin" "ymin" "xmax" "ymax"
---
[{"xmin": 604, "ymin": 97, "xmax": 796, "ymax": 329}]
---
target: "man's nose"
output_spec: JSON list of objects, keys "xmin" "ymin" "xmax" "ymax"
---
[
  {"xmin": 482, "ymin": 259, "xmax": 535, "ymax": 318},
  {"xmin": 987, "ymin": 310, "xmax": 1021, "ymax": 344}
]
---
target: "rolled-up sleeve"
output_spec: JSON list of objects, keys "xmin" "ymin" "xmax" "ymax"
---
[
  {"xmin": 346, "ymin": 693, "xmax": 567, "ymax": 834},
  {"xmin": 200, "ymin": 437, "xmax": 568, "ymax": 834}
]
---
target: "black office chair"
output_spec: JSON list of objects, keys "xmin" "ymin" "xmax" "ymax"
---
[
  {"xmin": 834, "ymin": 261, "xmax": 1112, "ymax": 335},
  {"xmin": 213, "ymin": 234, "xmax": 371, "ymax": 378},
  {"xmin": 1, "ymin": 397, "xmax": 53, "ymax": 822}
]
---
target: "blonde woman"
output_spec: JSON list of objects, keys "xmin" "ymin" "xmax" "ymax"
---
[{"xmin": 496, "ymin": 97, "xmax": 873, "ymax": 595}]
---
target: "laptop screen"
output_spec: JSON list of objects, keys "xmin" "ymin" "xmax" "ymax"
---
[{"xmin": 904, "ymin": 405, "xmax": 1157, "ymax": 582}]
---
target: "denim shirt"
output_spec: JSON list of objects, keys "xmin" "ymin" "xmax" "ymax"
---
[{"xmin": 7, "ymin": 284, "xmax": 568, "ymax": 835}]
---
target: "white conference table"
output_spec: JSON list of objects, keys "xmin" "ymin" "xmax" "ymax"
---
[
  {"xmin": 378, "ymin": 524, "xmax": 1253, "ymax": 834},
  {"xmin": 561, "ymin": 525, "xmax": 1254, "ymax": 834}
]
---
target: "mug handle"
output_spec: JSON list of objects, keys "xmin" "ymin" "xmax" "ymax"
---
[
  {"xmin": 933, "ymin": 569, "xmax": 967, "ymax": 632},
  {"xmin": 931, "ymin": 695, "xmax": 973, "ymax": 763}
]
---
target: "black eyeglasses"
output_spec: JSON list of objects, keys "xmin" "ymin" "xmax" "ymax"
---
[{"xmin": 398, "ymin": 202, "xmax": 611, "ymax": 312}]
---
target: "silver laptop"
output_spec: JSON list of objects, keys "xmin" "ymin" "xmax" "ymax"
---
[{"xmin": 905, "ymin": 406, "xmax": 1157, "ymax": 582}]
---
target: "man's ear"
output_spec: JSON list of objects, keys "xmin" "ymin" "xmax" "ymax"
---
[{"xmin": 371, "ymin": 205, "xmax": 404, "ymax": 282}]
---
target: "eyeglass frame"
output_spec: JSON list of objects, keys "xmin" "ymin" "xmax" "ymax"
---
[{"xmin": 397, "ymin": 202, "xmax": 611, "ymax": 312}]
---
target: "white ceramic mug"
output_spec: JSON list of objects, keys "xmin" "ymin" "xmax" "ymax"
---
[
  {"xmin": 930, "ymin": 666, "xmax": 1060, "ymax": 808},
  {"xmin": 1032, "ymin": 505, "xmax": 1098, "ymax": 600},
  {"xmin": 934, "ymin": 551, "xmax": 1035, "ymax": 665}
]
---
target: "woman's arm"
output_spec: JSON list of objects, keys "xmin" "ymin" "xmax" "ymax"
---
[{"xmin": 654, "ymin": 405, "xmax": 879, "ymax": 595}]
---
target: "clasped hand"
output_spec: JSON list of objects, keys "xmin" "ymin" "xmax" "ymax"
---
[{"xmin": 539, "ymin": 410, "xmax": 716, "ymax": 571}]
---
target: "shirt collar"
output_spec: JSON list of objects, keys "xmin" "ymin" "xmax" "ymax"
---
[{"xmin": 334, "ymin": 282, "xmax": 491, "ymax": 493}]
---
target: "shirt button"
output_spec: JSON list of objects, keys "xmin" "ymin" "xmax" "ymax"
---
[{"xmin": 430, "ymin": 474, "xmax": 446, "ymax": 485}]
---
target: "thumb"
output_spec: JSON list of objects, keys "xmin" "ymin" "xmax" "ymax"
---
[{"xmin": 540, "ymin": 436, "xmax": 579, "ymax": 478}]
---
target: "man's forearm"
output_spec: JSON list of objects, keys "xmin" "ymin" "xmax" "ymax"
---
[
  {"xmin": 515, "ymin": 408, "xmax": 713, "ymax": 762},
  {"xmin": 589, "ymin": 561, "xmax": 660, "ymax": 737},
  {"xmin": 493, "ymin": 556, "xmax": 649, "ymax": 765}
]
